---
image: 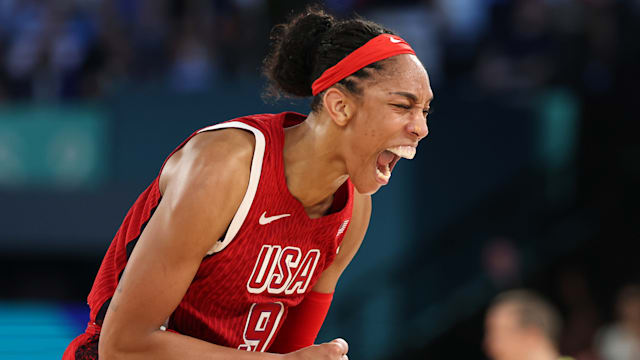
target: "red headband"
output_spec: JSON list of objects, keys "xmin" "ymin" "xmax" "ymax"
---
[{"xmin": 311, "ymin": 34, "xmax": 416, "ymax": 96}]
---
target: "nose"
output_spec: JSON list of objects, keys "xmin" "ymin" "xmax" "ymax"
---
[{"xmin": 407, "ymin": 113, "xmax": 428, "ymax": 140}]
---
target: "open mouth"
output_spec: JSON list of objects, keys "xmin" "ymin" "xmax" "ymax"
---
[{"xmin": 375, "ymin": 146, "xmax": 416, "ymax": 184}]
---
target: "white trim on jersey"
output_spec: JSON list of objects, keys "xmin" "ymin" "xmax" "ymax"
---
[{"xmin": 197, "ymin": 121, "xmax": 266, "ymax": 255}]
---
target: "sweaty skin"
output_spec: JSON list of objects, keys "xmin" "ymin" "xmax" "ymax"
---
[{"xmin": 98, "ymin": 53, "xmax": 431, "ymax": 360}]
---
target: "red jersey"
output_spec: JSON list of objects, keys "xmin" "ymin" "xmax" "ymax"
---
[{"xmin": 64, "ymin": 112, "xmax": 354, "ymax": 359}]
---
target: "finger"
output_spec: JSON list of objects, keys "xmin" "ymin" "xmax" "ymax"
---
[{"xmin": 329, "ymin": 338, "xmax": 349, "ymax": 354}]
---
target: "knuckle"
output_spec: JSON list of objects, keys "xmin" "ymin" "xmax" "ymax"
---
[
  {"xmin": 323, "ymin": 343, "xmax": 341, "ymax": 357},
  {"xmin": 329, "ymin": 343, "xmax": 342, "ymax": 355}
]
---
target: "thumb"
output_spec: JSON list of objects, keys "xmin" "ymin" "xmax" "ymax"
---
[{"xmin": 328, "ymin": 338, "xmax": 349, "ymax": 354}]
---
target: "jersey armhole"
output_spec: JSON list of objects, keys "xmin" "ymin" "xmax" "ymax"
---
[{"xmin": 196, "ymin": 121, "xmax": 266, "ymax": 255}]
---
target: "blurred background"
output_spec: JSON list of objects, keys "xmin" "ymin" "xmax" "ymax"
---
[{"xmin": 0, "ymin": 0, "xmax": 638, "ymax": 359}]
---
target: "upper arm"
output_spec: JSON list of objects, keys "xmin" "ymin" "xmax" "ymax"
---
[
  {"xmin": 100, "ymin": 129, "xmax": 255, "ymax": 351},
  {"xmin": 312, "ymin": 191, "xmax": 372, "ymax": 293}
]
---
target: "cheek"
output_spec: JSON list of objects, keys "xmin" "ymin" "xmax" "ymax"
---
[
  {"xmin": 347, "ymin": 117, "xmax": 379, "ymax": 159},
  {"xmin": 352, "ymin": 109, "xmax": 400, "ymax": 144},
  {"xmin": 487, "ymin": 329, "xmax": 513, "ymax": 353},
  {"xmin": 352, "ymin": 111, "xmax": 379, "ymax": 139},
  {"xmin": 362, "ymin": 126, "xmax": 377, "ymax": 139}
]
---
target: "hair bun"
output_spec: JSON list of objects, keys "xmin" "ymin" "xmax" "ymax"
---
[{"xmin": 263, "ymin": 7, "xmax": 335, "ymax": 98}]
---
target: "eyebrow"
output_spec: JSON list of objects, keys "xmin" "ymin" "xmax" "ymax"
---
[{"xmin": 390, "ymin": 91, "xmax": 434, "ymax": 105}]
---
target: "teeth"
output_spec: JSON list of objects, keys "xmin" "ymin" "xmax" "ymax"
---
[
  {"xmin": 387, "ymin": 146, "xmax": 416, "ymax": 160},
  {"xmin": 376, "ymin": 163, "xmax": 391, "ymax": 181}
]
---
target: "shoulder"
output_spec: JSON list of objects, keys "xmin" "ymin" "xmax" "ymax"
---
[
  {"xmin": 151, "ymin": 128, "xmax": 258, "ymax": 256},
  {"xmin": 159, "ymin": 128, "xmax": 256, "ymax": 195}
]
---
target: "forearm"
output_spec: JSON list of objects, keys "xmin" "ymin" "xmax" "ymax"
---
[
  {"xmin": 269, "ymin": 291, "xmax": 333, "ymax": 353},
  {"xmin": 99, "ymin": 329, "xmax": 282, "ymax": 360}
]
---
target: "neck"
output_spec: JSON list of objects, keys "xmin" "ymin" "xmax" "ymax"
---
[{"xmin": 283, "ymin": 112, "xmax": 349, "ymax": 214}]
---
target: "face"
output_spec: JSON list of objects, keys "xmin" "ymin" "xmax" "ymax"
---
[
  {"xmin": 342, "ymin": 54, "xmax": 433, "ymax": 195},
  {"xmin": 484, "ymin": 304, "xmax": 528, "ymax": 360}
]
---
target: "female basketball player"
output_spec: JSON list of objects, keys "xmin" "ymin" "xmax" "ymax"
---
[{"xmin": 64, "ymin": 6, "xmax": 433, "ymax": 360}]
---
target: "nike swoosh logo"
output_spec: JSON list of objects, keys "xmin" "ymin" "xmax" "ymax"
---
[
  {"xmin": 259, "ymin": 211, "xmax": 291, "ymax": 225},
  {"xmin": 389, "ymin": 36, "xmax": 402, "ymax": 43}
]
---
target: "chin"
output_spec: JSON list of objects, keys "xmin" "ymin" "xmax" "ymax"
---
[
  {"xmin": 355, "ymin": 186, "xmax": 379, "ymax": 196},
  {"xmin": 350, "ymin": 176, "xmax": 382, "ymax": 196}
]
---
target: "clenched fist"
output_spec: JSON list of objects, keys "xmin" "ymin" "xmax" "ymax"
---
[{"xmin": 282, "ymin": 338, "xmax": 349, "ymax": 360}]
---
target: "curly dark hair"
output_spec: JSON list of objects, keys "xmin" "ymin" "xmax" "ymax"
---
[{"xmin": 262, "ymin": 5, "xmax": 395, "ymax": 112}]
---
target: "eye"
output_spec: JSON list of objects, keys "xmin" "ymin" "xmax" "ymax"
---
[
  {"xmin": 392, "ymin": 104, "xmax": 411, "ymax": 110},
  {"xmin": 423, "ymin": 108, "xmax": 433, "ymax": 118}
]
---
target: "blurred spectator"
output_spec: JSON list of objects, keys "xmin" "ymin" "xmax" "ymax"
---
[
  {"xmin": 0, "ymin": 0, "xmax": 637, "ymax": 104},
  {"xmin": 435, "ymin": 0, "xmax": 490, "ymax": 43},
  {"xmin": 596, "ymin": 284, "xmax": 640, "ymax": 360},
  {"xmin": 484, "ymin": 289, "xmax": 571, "ymax": 360},
  {"xmin": 0, "ymin": 0, "xmax": 271, "ymax": 101},
  {"xmin": 168, "ymin": 0, "xmax": 216, "ymax": 91},
  {"xmin": 474, "ymin": 0, "xmax": 555, "ymax": 93}
]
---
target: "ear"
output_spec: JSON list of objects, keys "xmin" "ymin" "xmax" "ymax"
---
[{"xmin": 322, "ymin": 88, "xmax": 355, "ymax": 127}]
